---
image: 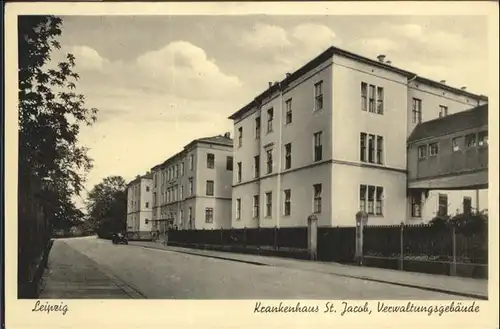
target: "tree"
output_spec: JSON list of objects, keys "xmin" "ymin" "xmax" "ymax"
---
[
  {"xmin": 86, "ymin": 176, "xmax": 128, "ymax": 237},
  {"xmin": 18, "ymin": 16, "xmax": 98, "ymax": 230}
]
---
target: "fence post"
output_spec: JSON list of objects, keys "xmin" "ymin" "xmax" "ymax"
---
[
  {"xmin": 220, "ymin": 227, "xmax": 223, "ymax": 245},
  {"xmin": 399, "ymin": 221, "xmax": 404, "ymax": 271},
  {"xmin": 355, "ymin": 212, "xmax": 367, "ymax": 265},
  {"xmin": 273, "ymin": 226, "xmax": 278, "ymax": 249},
  {"xmin": 451, "ymin": 225, "xmax": 457, "ymax": 276},
  {"xmin": 243, "ymin": 227, "xmax": 247, "ymax": 246},
  {"xmin": 307, "ymin": 214, "xmax": 318, "ymax": 261}
]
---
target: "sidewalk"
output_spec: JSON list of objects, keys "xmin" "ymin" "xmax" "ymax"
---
[
  {"xmin": 130, "ymin": 240, "xmax": 488, "ymax": 300},
  {"xmin": 39, "ymin": 239, "xmax": 140, "ymax": 299}
]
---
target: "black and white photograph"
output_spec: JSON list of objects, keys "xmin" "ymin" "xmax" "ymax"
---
[{"xmin": 3, "ymin": 2, "xmax": 498, "ymax": 328}]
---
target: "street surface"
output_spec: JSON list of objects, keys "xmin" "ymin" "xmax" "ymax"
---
[{"xmin": 41, "ymin": 236, "xmax": 476, "ymax": 299}]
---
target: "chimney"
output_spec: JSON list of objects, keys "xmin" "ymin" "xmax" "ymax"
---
[
  {"xmin": 440, "ymin": 80, "xmax": 446, "ymax": 84},
  {"xmin": 386, "ymin": 60, "xmax": 392, "ymax": 65},
  {"xmin": 377, "ymin": 54, "xmax": 386, "ymax": 63},
  {"xmin": 461, "ymin": 86, "xmax": 467, "ymax": 90},
  {"xmin": 286, "ymin": 72, "xmax": 291, "ymax": 78},
  {"xmin": 223, "ymin": 132, "xmax": 231, "ymax": 139},
  {"xmin": 268, "ymin": 82, "xmax": 273, "ymax": 88}
]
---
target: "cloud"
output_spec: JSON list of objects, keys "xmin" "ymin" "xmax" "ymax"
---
[
  {"xmin": 70, "ymin": 45, "xmax": 109, "ymax": 71},
  {"xmin": 239, "ymin": 23, "xmax": 292, "ymax": 51},
  {"xmin": 349, "ymin": 37, "xmax": 401, "ymax": 58}
]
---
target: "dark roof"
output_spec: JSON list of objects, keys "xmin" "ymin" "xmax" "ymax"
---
[
  {"xmin": 127, "ymin": 172, "xmax": 152, "ymax": 187},
  {"xmin": 407, "ymin": 104, "xmax": 488, "ymax": 144},
  {"xmin": 228, "ymin": 45, "xmax": 488, "ymax": 121}
]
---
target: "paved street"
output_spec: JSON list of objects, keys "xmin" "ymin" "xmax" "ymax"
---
[{"xmin": 39, "ymin": 236, "xmax": 486, "ymax": 299}]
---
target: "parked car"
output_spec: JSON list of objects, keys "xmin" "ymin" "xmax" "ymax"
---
[{"xmin": 112, "ymin": 232, "xmax": 128, "ymax": 245}]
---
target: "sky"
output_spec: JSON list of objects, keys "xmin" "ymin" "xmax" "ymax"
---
[{"xmin": 48, "ymin": 15, "xmax": 489, "ymax": 208}]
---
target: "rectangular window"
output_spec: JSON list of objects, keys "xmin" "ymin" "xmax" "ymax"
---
[
  {"xmin": 266, "ymin": 149, "xmax": 273, "ymax": 174},
  {"xmin": 238, "ymin": 127, "xmax": 243, "ymax": 147},
  {"xmin": 314, "ymin": 131, "xmax": 323, "ymax": 162},
  {"xmin": 367, "ymin": 185, "xmax": 375, "ymax": 214},
  {"xmin": 180, "ymin": 162, "xmax": 184, "ymax": 176},
  {"xmin": 188, "ymin": 178, "xmax": 193, "ymax": 196},
  {"xmin": 412, "ymin": 193, "xmax": 422, "ymax": 217},
  {"xmin": 188, "ymin": 207, "xmax": 193, "ymax": 228},
  {"xmin": 368, "ymin": 134, "xmax": 375, "ymax": 163},
  {"xmin": 439, "ymin": 105, "xmax": 448, "ymax": 118},
  {"xmin": 314, "ymin": 81, "xmax": 323, "ymax": 111},
  {"xmin": 237, "ymin": 162, "xmax": 242, "ymax": 183},
  {"xmin": 267, "ymin": 108, "xmax": 274, "ymax": 132},
  {"xmin": 418, "ymin": 145, "xmax": 428, "ymax": 159},
  {"xmin": 254, "ymin": 155, "xmax": 260, "ymax": 178},
  {"xmin": 429, "ymin": 143, "xmax": 439, "ymax": 156},
  {"xmin": 452, "ymin": 138, "xmax": 460, "ymax": 152},
  {"xmin": 253, "ymin": 195, "xmax": 259, "ymax": 218},
  {"xmin": 313, "ymin": 184, "xmax": 322, "ymax": 213},
  {"xmin": 146, "ymin": 186, "xmax": 150, "ymax": 192},
  {"xmin": 375, "ymin": 187, "xmax": 383, "ymax": 215},
  {"xmin": 478, "ymin": 131, "xmax": 488, "ymax": 147},
  {"xmin": 465, "ymin": 133, "xmax": 477, "ymax": 148},
  {"xmin": 226, "ymin": 156, "xmax": 233, "ymax": 171},
  {"xmin": 360, "ymin": 133, "xmax": 367, "ymax": 162},
  {"xmin": 438, "ymin": 194, "xmax": 448, "ymax": 216},
  {"xmin": 180, "ymin": 185, "xmax": 184, "ymax": 199},
  {"xmin": 190, "ymin": 155, "xmax": 194, "ymax": 170},
  {"xmin": 463, "ymin": 197, "xmax": 472, "ymax": 215},
  {"xmin": 206, "ymin": 180, "xmax": 214, "ymax": 196},
  {"xmin": 205, "ymin": 208, "xmax": 214, "ymax": 223},
  {"xmin": 285, "ymin": 143, "xmax": 292, "ymax": 169},
  {"xmin": 236, "ymin": 199, "xmax": 241, "ymax": 220},
  {"xmin": 175, "ymin": 164, "xmax": 179, "ymax": 178},
  {"xmin": 361, "ymin": 82, "xmax": 367, "ymax": 111},
  {"xmin": 412, "ymin": 98, "xmax": 422, "ymax": 124},
  {"xmin": 368, "ymin": 85, "xmax": 376, "ymax": 113},
  {"xmin": 284, "ymin": 189, "xmax": 291, "ymax": 216},
  {"xmin": 285, "ymin": 99, "xmax": 292, "ymax": 124},
  {"xmin": 255, "ymin": 117, "xmax": 261, "ymax": 139},
  {"xmin": 145, "ymin": 202, "xmax": 149, "ymax": 208},
  {"xmin": 206, "ymin": 153, "xmax": 215, "ymax": 169},
  {"xmin": 376, "ymin": 136, "xmax": 383, "ymax": 164},
  {"xmin": 377, "ymin": 87, "xmax": 384, "ymax": 114},
  {"xmin": 265, "ymin": 192, "xmax": 272, "ymax": 217}
]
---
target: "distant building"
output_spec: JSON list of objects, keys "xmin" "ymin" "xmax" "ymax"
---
[
  {"xmin": 228, "ymin": 46, "xmax": 488, "ymax": 228},
  {"xmin": 126, "ymin": 173, "xmax": 153, "ymax": 240},
  {"xmin": 150, "ymin": 133, "xmax": 233, "ymax": 234}
]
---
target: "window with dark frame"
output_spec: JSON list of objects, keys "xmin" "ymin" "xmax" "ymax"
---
[
  {"xmin": 412, "ymin": 98, "xmax": 422, "ymax": 123},
  {"xmin": 284, "ymin": 189, "xmax": 291, "ymax": 216},
  {"xmin": 368, "ymin": 85, "xmax": 376, "ymax": 113},
  {"xmin": 478, "ymin": 131, "xmax": 488, "ymax": 147},
  {"xmin": 452, "ymin": 138, "xmax": 460, "ymax": 152},
  {"xmin": 285, "ymin": 99, "xmax": 292, "ymax": 124},
  {"xmin": 368, "ymin": 134, "xmax": 375, "ymax": 163},
  {"xmin": 438, "ymin": 194, "xmax": 448, "ymax": 216},
  {"xmin": 429, "ymin": 143, "xmax": 439, "ymax": 156},
  {"xmin": 236, "ymin": 199, "xmax": 241, "ymax": 220},
  {"xmin": 359, "ymin": 185, "xmax": 366, "ymax": 212},
  {"xmin": 376, "ymin": 136, "xmax": 384, "ymax": 164},
  {"xmin": 360, "ymin": 133, "xmax": 367, "ymax": 162},
  {"xmin": 377, "ymin": 87, "xmax": 384, "ymax": 114},
  {"xmin": 205, "ymin": 208, "xmax": 214, "ymax": 223},
  {"xmin": 255, "ymin": 117, "xmax": 261, "ymax": 138},
  {"xmin": 188, "ymin": 177, "xmax": 193, "ymax": 196},
  {"xmin": 412, "ymin": 192, "xmax": 422, "ymax": 217},
  {"xmin": 226, "ymin": 156, "xmax": 233, "ymax": 171},
  {"xmin": 206, "ymin": 180, "xmax": 214, "ymax": 196},
  {"xmin": 267, "ymin": 108, "xmax": 274, "ymax": 132},
  {"xmin": 237, "ymin": 162, "xmax": 242, "ymax": 183},
  {"xmin": 367, "ymin": 185, "xmax": 375, "ymax": 214},
  {"xmin": 285, "ymin": 143, "xmax": 292, "ymax": 169},
  {"xmin": 265, "ymin": 192, "xmax": 272, "ymax": 217},
  {"xmin": 254, "ymin": 155, "xmax": 260, "ymax": 178},
  {"xmin": 439, "ymin": 105, "xmax": 448, "ymax": 118},
  {"xmin": 314, "ymin": 131, "xmax": 323, "ymax": 162},
  {"xmin": 238, "ymin": 127, "xmax": 243, "ymax": 147},
  {"xmin": 266, "ymin": 149, "xmax": 273, "ymax": 174},
  {"xmin": 253, "ymin": 195, "xmax": 259, "ymax": 218},
  {"xmin": 315, "ymin": 81, "xmax": 323, "ymax": 111},
  {"xmin": 418, "ymin": 145, "xmax": 428, "ymax": 159},
  {"xmin": 466, "ymin": 133, "xmax": 477, "ymax": 148},
  {"xmin": 313, "ymin": 184, "xmax": 322, "ymax": 213},
  {"xmin": 375, "ymin": 187, "xmax": 383, "ymax": 215},
  {"xmin": 463, "ymin": 197, "xmax": 472, "ymax": 215},
  {"xmin": 207, "ymin": 153, "xmax": 215, "ymax": 169},
  {"xmin": 361, "ymin": 82, "xmax": 367, "ymax": 111}
]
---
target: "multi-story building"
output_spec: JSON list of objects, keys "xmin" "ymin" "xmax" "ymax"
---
[
  {"xmin": 150, "ymin": 133, "xmax": 233, "ymax": 234},
  {"xmin": 228, "ymin": 47, "xmax": 488, "ymax": 228},
  {"xmin": 126, "ymin": 173, "xmax": 153, "ymax": 239}
]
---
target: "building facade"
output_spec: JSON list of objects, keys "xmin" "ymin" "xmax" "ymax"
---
[
  {"xmin": 150, "ymin": 134, "xmax": 233, "ymax": 234},
  {"xmin": 126, "ymin": 173, "xmax": 153, "ymax": 239},
  {"xmin": 229, "ymin": 46, "xmax": 488, "ymax": 228}
]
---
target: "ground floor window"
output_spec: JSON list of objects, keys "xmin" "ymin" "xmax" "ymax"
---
[
  {"xmin": 360, "ymin": 184, "xmax": 384, "ymax": 215},
  {"xmin": 205, "ymin": 208, "xmax": 214, "ymax": 223},
  {"xmin": 411, "ymin": 193, "xmax": 422, "ymax": 217},
  {"xmin": 463, "ymin": 197, "xmax": 472, "ymax": 215},
  {"xmin": 438, "ymin": 194, "xmax": 448, "ymax": 216}
]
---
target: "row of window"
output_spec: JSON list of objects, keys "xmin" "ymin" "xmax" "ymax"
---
[
  {"xmin": 359, "ymin": 185, "xmax": 384, "ymax": 215},
  {"xmin": 237, "ymin": 81, "xmax": 324, "ymax": 147},
  {"xmin": 235, "ymin": 184, "xmax": 323, "ymax": 220},
  {"xmin": 235, "ymin": 132, "xmax": 324, "ymax": 183},
  {"xmin": 412, "ymin": 98, "xmax": 451, "ymax": 124},
  {"xmin": 360, "ymin": 133, "xmax": 384, "ymax": 164},
  {"xmin": 411, "ymin": 193, "xmax": 472, "ymax": 217},
  {"xmin": 156, "ymin": 206, "xmax": 215, "ymax": 225},
  {"xmin": 156, "ymin": 179, "xmax": 218, "ymax": 205},
  {"xmin": 418, "ymin": 131, "xmax": 488, "ymax": 159},
  {"xmin": 361, "ymin": 82, "xmax": 384, "ymax": 114}
]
